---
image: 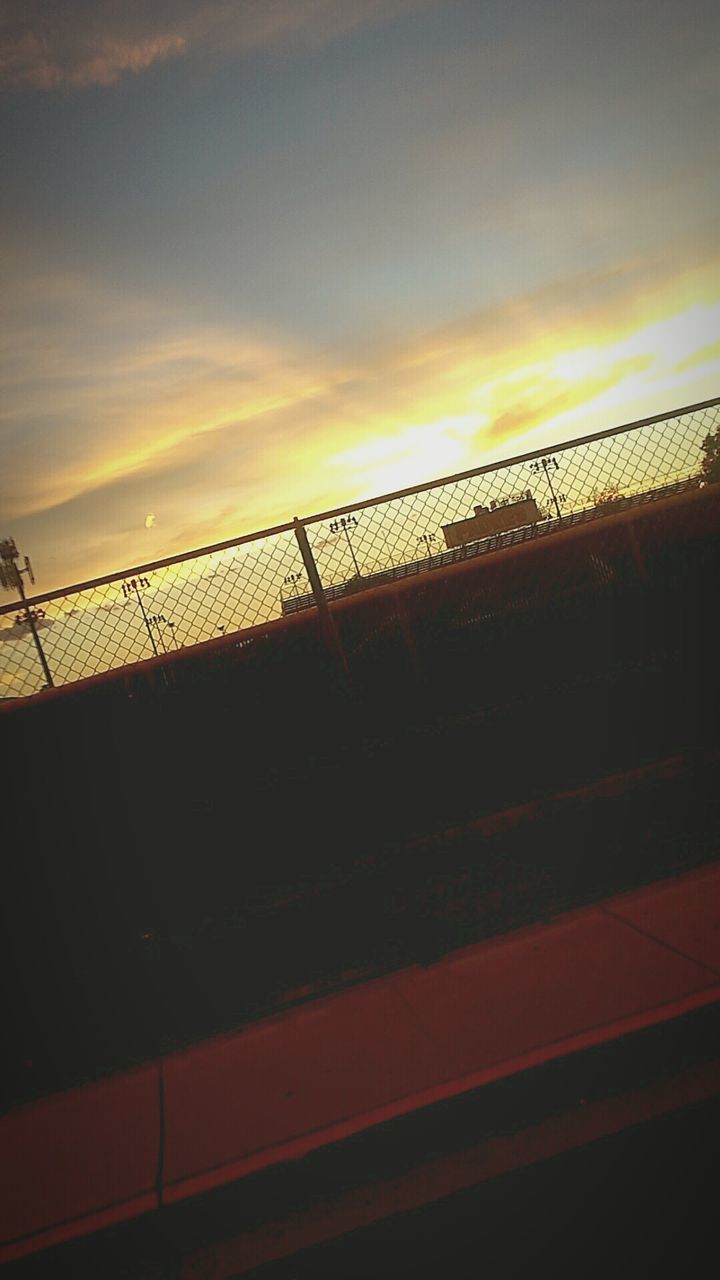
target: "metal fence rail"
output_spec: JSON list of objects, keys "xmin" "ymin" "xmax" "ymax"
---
[{"xmin": 1, "ymin": 396, "xmax": 718, "ymax": 698}]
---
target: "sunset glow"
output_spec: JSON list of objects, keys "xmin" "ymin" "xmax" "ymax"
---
[{"xmin": 2, "ymin": 1, "xmax": 718, "ymax": 591}]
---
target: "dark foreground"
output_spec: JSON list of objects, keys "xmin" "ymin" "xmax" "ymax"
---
[{"xmin": 2, "ymin": 486, "xmax": 718, "ymax": 1112}]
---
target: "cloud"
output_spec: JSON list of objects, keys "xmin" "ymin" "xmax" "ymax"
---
[
  {"xmin": 4, "ymin": 231, "xmax": 719, "ymax": 591},
  {"xmin": 0, "ymin": 265, "xmax": 350, "ymax": 524},
  {"xmin": 0, "ymin": 18, "xmax": 186, "ymax": 90},
  {"xmin": 0, "ymin": 0, "xmax": 430, "ymax": 91}
]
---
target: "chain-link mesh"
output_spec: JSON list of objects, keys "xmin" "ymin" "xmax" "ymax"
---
[
  {"xmin": 0, "ymin": 527, "xmax": 306, "ymax": 698},
  {"xmin": 1, "ymin": 398, "xmax": 718, "ymax": 696},
  {"xmin": 302, "ymin": 398, "xmax": 718, "ymax": 606}
]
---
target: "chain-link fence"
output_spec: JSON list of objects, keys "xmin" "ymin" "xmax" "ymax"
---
[
  {"xmin": 0, "ymin": 525, "xmax": 305, "ymax": 698},
  {"xmin": 1, "ymin": 396, "xmax": 718, "ymax": 698}
]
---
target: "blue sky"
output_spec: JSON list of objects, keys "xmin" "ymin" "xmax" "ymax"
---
[{"xmin": 1, "ymin": 0, "xmax": 719, "ymax": 588}]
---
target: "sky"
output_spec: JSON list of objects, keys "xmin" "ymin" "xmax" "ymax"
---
[{"xmin": 1, "ymin": 0, "xmax": 719, "ymax": 592}]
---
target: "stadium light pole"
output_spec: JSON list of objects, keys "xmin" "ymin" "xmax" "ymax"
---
[
  {"xmin": 530, "ymin": 456, "xmax": 563, "ymax": 520},
  {"xmin": 283, "ymin": 571, "xmax": 305, "ymax": 598},
  {"xmin": 148, "ymin": 614, "xmax": 169, "ymax": 654},
  {"xmin": 329, "ymin": 515, "xmax": 361, "ymax": 578},
  {"xmin": 417, "ymin": 533, "xmax": 437, "ymax": 559},
  {"xmin": 121, "ymin": 575, "xmax": 159, "ymax": 657}
]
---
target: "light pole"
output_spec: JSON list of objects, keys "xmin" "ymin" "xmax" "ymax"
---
[
  {"xmin": 417, "ymin": 533, "xmax": 437, "ymax": 560},
  {"xmin": 147, "ymin": 614, "xmax": 169, "ymax": 654},
  {"xmin": 0, "ymin": 539, "xmax": 54, "ymax": 687},
  {"xmin": 283, "ymin": 571, "xmax": 305, "ymax": 599},
  {"xmin": 530, "ymin": 456, "xmax": 563, "ymax": 520},
  {"xmin": 329, "ymin": 515, "xmax": 361, "ymax": 577},
  {"xmin": 166, "ymin": 620, "xmax": 181, "ymax": 650},
  {"xmin": 121, "ymin": 576, "xmax": 159, "ymax": 657}
]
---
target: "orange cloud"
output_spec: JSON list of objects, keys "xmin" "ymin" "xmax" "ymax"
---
[
  {"xmin": 0, "ymin": 1, "xmax": 430, "ymax": 91},
  {"xmin": 67, "ymin": 34, "xmax": 187, "ymax": 89},
  {"xmin": 0, "ymin": 28, "xmax": 186, "ymax": 91}
]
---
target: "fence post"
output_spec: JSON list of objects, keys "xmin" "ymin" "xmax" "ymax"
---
[{"xmin": 293, "ymin": 518, "xmax": 349, "ymax": 677}]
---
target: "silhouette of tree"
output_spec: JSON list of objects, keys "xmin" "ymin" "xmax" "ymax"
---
[
  {"xmin": 592, "ymin": 482, "xmax": 622, "ymax": 511},
  {"xmin": 700, "ymin": 424, "xmax": 720, "ymax": 483}
]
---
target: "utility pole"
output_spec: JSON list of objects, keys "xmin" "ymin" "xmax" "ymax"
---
[{"xmin": 0, "ymin": 538, "xmax": 54, "ymax": 688}]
